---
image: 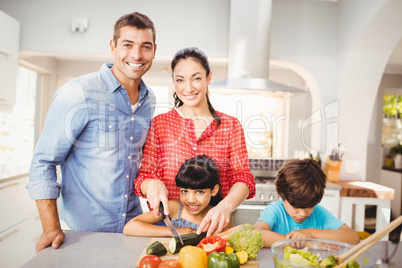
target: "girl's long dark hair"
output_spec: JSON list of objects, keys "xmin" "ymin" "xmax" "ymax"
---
[
  {"xmin": 175, "ymin": 154, "xmax": 222, "ymax": 206},
  {"xmin": 171, "ymin": 47, "xmax": 221, "ymax": 126}
]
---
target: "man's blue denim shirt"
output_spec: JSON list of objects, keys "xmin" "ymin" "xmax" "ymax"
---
[{"xmin": 27, "ymin": 63, "xmax": 156, "ymax": 233}]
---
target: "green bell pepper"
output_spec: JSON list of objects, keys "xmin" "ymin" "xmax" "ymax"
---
[{"xmin": 208, "ymin": 251, "xmax": 240, "ymax": 268}]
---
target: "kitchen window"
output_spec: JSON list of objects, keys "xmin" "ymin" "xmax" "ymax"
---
[
  {"xmin": 0, "ymin": 66, "xmax": 42, "ymax": 179},
  {"xmin": 210, "ymin": 88, "xmax": 287, "ymax": 159},
  {"xmin": 382, "ymin": 90, "xmax": 402, "ymax": 147}
]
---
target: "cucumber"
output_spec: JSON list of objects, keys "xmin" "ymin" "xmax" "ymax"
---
[
  {"xmin": 146, "ymin": 240, "xmax": 167, "ymax": 256},
  {"xmin": 168, "ymin": 232, "xmax": 207, "ymax": 254}
]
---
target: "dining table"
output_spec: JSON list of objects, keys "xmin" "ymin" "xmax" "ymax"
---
[{"xmin": 23, "ymin": 231, "xmax": 402, "ymax": 268}]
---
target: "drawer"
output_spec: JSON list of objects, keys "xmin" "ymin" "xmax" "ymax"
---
[
  {"xmin": 320, "ymin": 189, "xmax": 340, "ymax": 218},
  {"xmin": 0, "ymin": 215, "xmax": 42, "ymax": 267},
  {"xmin": 0, "ymin": 176, "xmax": 38, "ymax": 232}
]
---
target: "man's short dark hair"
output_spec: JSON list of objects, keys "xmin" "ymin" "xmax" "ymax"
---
[{"xmin": 113, "ymin": 12, "xmax": 156, "ymax": 45}]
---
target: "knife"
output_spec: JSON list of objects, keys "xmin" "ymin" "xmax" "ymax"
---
[{"xmin": 159, "ymin": 202, "xmax": 184, "ymax": 245}]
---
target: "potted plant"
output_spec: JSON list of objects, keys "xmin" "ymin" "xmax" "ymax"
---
[{"xmin": 390, "ymin": 143, "xmax": 402, "ymax": 169}]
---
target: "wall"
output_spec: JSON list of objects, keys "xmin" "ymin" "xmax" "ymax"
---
[
  {"xmin": 2, "ymin": 0, "xmax": 401, "ymax": 180},
  {"xmin": 0, "ymin": 0, "xmax": 230, "ymax": 58},
  {"xmin": 337, "ymin": 0, "xmax": 402, "ymax": 180}
]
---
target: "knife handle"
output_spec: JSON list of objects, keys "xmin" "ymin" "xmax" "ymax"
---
[{"xmin": 159, "ymin": 202, "xmax": 166, "ymax": 220}]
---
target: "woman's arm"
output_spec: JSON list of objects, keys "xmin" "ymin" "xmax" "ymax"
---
[
  {"xmin": 140, "ymin": 179, "xmax": 169, "ymax": 217},
  {"xmin": 197, "ymin": 182, "xmax": 249, "ymax": 236},
  {"xmin": 285, "ymin": 224, "xmax": 360, "ymax": 245},
  {"xmin": 254, "ymin": 220, "xmax": 286, "ymax": 248}
]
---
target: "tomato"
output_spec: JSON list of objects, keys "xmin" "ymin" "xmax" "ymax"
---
[
  {"xmin": 139, "ymin": 255, "xmax": 162, "ymax": 268},
  {"xmin": 158, "ymin": 259, "xmax": 181, "ymax": 268}
]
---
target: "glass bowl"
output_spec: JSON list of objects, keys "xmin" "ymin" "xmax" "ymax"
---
[{"xmin": 271, "ymin": 238, "xmax": 377, "ymax": 268}]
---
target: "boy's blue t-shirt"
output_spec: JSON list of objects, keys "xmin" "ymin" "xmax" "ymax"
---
[{"xmin": 257, "ymin": 200, "xmax": 344, "ymax": 235}]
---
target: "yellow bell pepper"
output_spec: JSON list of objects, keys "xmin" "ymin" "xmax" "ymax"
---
[{"xmin": 178, "ymin": 245, "xmax": 207, "ymax": 268}]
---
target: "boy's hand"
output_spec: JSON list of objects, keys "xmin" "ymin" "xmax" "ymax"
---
[{"xmin": 285, "ymin": 229, "xmax": 312, "ymax": 239}]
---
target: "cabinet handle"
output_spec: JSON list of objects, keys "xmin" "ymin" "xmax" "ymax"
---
[
  {"xmin": 0, "ymin": 229, "xmax": 20, "ymax": 242},
  {"xmin": 0, "ymin": 51, "xmax": 9, "ymax": 57},
  {"xmin": 0, "ymin": 182, "xmax": 19, "ymax": 191}
]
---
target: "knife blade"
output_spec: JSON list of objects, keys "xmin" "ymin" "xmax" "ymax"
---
[{"xmin": 159, "ymin": 202, "xmax": 184, "ymax": 245}]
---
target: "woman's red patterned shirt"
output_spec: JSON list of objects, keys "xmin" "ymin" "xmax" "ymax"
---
[{"xmin": 134, "ymin": 109, "xmax": 256, "ymax": 200}]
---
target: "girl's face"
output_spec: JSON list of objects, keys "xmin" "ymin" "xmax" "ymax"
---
[
  {"xmin": 283, "ymin": 199, "xmax": 314, "ymax": 223},
  {"xmin": 179, "ymin": 184, "xmax": 219, "ymax": 215},
  {"xmin": 172, "ymin": 58, "xmax": 212, "ymax": 109}
]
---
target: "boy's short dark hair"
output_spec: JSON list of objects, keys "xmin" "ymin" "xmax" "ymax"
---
[
  {"xmin": 113, "ymin": 12, "xmax": 156, "ymax": 45},
  {"xmin": 275, "ymin": 158, "xmax": 326, "ymax": 208}
]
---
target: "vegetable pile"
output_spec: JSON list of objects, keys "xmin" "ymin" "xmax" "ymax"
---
[
  {"xmin": 141, "ymin": 224, "xmax": 264, "ymax": 267},
  {"xmin": 280, "ymin": 246, "xmax": 361, "ymax": 268}
]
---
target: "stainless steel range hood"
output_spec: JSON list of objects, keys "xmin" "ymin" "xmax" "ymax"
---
[{"xmin": 210, "ymin": 0, "xmax": 305, "ymax": 94}]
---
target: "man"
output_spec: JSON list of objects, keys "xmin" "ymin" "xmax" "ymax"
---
[{"xmin": 27, "ymin": 12, "xmax": 157, "ymax": 253}]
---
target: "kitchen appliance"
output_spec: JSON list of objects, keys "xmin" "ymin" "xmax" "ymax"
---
[
  {"xmin": 210, "ymin": 0, "xmax": 305, "ymax": 95},
  {"xmin": 233, "ymin": 159, "xmax": 285, "ymax": 225}
]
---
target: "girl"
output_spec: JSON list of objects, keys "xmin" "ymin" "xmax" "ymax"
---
[{"xmin": 124, "ymin": 154, "xmax": 233, "ymax": 236}]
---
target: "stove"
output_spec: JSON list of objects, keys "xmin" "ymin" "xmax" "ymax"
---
[
  {"xmin": 233, "ymin": 159, "xmax": 285, "ymax": 225},
  {"xmin": 242, "ymin": 159, "xmax": 285, "ymax": 205}
]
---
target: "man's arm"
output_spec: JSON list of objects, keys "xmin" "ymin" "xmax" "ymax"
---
[{"xmin": 35, "ymin": 199, "xmax": 65, "ymax": 253}]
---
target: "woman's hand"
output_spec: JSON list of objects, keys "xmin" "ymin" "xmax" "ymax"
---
[
  {"xmin": 145, "ymin": 179, "xmax": 169, "ymax": 217},
  {"xmin": 196, "ymin": 201, "xmax": 232, "ymax": 237}
]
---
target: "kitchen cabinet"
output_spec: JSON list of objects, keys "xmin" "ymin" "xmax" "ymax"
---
[
  {"xmin": 0, "ymin": 175, "xmax": 42, "ymax": 267},
  {"xmin": 319, "ymin": 188, "xmax": 340, "ymax": 218},
  {"xmin": 381, "ymin": 168, "xmax": 402, "ymax": 219},
  {"xmin": 0, "ymin": 10, "xmax": 20, "ymax": 107}
]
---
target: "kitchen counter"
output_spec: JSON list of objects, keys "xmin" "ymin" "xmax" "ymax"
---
[{"xmin": 23, "ymin": 231, "xmax": 402, "ymax": 268}]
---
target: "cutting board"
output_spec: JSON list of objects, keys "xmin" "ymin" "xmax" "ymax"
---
[{"xmin": 135, "ymin": 238, "xmax": 259, "ymax": 267}]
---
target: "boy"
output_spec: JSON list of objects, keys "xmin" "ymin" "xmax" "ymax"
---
[{"xmin": 254, "ymin": 158, "xmax": 360, "ymax": 247}]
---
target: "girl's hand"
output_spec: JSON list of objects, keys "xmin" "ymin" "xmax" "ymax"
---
[
  {"xmin": 178, "ymin": 227, "xmax": 197, "ymax": 236},
  {"xmin": 146, "ymin": 180, "xmax": 169, "ymax": 217},
  {"xmin": 196, "ymin": 202, "xmax": 231, "ymax": 237}
]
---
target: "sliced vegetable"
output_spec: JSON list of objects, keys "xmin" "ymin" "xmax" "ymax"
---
[
  {"xmin": 146, "ymin": 241, "xmax": 168, "ymax": 257},
  {"xmin": 208, "ymin": 251, "xmax": 240, "ymax": 268},
  {"xmin": 225, "ymin": 246, "xmax": 234, "ymax": 254},
  {"xmin": 139, "ymin": 255, "xmax": 162, "ymax": 268},
  {"xmin": 168, "ymin": 232, "xmax": 207, "ymax": 254},
  {"xmin": 235, "ymin": 250, "xmax": 248, "ymax": 264},
  {"xmin": 197, "ymin": 236, "xmax": 226, "ymax": 255},
  {"xmin": 177, "ymin": 245, "xmax": 207, "ymax": 268}
]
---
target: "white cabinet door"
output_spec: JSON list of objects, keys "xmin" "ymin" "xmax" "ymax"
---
[
  {"xmin": 0, "ymin": 59, "xmax": 18, "ymax": 106},
  {"xmin": 0, "ymin": 176, "xmax": 38, "ymax": 232},
  {"xmin": 320, "ymin": 189, "xmax": 340, "ymax": 218},
  {"xmin": 0, "ymin": 10, "xmax": 20, "ymax": 107},
  {"xmin": 0, "ymin": 216, "xmax": 42, "ymax": 267},
  {"xmin": 0, "ymin": 10, "xmax": 20, "ymax": 62}
]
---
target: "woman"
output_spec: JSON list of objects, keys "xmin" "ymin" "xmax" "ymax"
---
[{"xmin": 134, "ymin": 47, "xmax": 255, "ymax": 236}]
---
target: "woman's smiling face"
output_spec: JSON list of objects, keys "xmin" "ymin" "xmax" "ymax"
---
[{"xmin": 172, "ymin": 58, "xmax": 212, "ymax": 109}]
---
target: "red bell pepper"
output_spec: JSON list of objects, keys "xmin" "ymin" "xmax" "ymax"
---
[{"xmin": 197, "ymin": 236, "xmax": 226, "ymax": 255}]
